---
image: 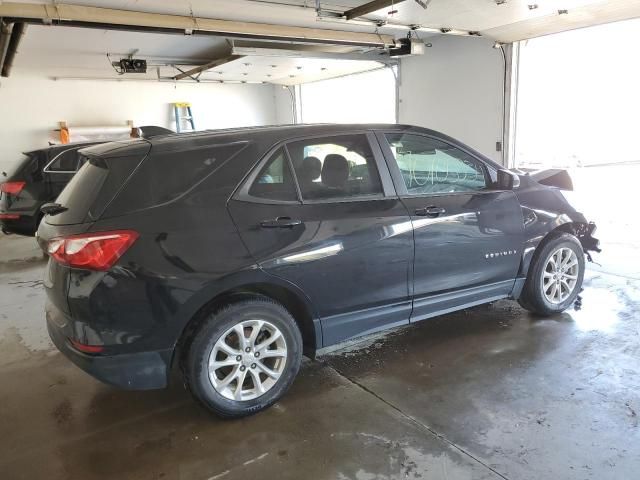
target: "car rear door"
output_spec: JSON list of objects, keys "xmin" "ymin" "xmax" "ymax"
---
[
  {"xmin": 228, "ymin": 132, "xmax": 414, "ymax": 346},
  {"xmin": 376, "ymin": 131, "xmax": 524, "ymax": 322}
]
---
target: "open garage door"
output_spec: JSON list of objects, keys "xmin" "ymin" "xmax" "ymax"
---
[{"xmin": 514, "ymin": 18, "xmax": 640, "ymax": 279}]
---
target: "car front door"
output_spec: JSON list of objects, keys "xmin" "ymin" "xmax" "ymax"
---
[
  {"xmin": 376, "ymin": 131, "xmax": 524, "ymax": 322},
  {"xmin": 228, "ymin": 132, "xmax": 414, "ymax": 346}
]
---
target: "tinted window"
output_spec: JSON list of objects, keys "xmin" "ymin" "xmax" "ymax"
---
[
  {"xmin": 48, "ymin": 152, "xmax": 149, "ymax": 225},
  {"xmin": 7, "ymin": 153, "xmax": 39, "ymax": 179},
  {"xmin": 106, "ymin": 142, "xmax": 248, "ymax": 215},
  {"xmin": 47, "ymin": 149, "xmax": 80, "ymax": 172},
  {"xmin": 248, "ymin": 148, "xmax": 298, "ymax": 202},
  {"xmin": 287, "ymin": 134, "xmax": 383, "ymax": 200},
  {"xmin": 385, "ymin": 133, "xmax": 487, "ymax": 194},
  {"xmin": 49, "ymin": 158, "xmax": 109, "ymax": 225}
]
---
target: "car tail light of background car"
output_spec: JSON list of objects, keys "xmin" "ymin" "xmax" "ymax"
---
[
  {"xmin": 47, "ymin": 230, "xmax": 139, "ymax": 271},
  {"xmin": 1, "ymin": 181, "xmax": 26, "ymax": 195}
]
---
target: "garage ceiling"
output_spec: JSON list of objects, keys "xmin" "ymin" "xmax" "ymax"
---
[
  {"xmin": 2, "ymin": 0, "xmax": 639, "ymax": 83},
  {"xmin": 3, "ymin": 0, "xmax": 639, "ymax": 42},
  {"xmin": 14, "ymin": 25, "xmax": 387, "ymax": 85},
  {"xmin": 332, "ymin": 0, "xmax": 640, "ymax": 42}
]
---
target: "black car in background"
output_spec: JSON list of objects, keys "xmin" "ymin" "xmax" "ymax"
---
[
  {"xmin": 1, "ymin": 142, "xmax": 100, "ymax": 235},
  {"xmin": 36, "ymin": 124, "xmax": 600, "ymax": 418},
  {"xmin": 1, "ymin": 126, "xmax": 174, "ymax": 236}
]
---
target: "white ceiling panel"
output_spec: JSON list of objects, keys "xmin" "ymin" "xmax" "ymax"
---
[
  {"xmin": 5, "ymin": 0, "xmax": 640, "ymax": 42},
  {"xmin": 355, "ymin": 0, "xmax": 606, "ymax": 32},
  {"xmin": 197, "ymin": 55, "xmax": 385, "ymax": 85},
  {"xmin": 13, "ymin": 25, "xmax": 385, "ymax": 84},
  {"xmin": 355, "ymin": 0, "xmax": 640, "ymax": 42}
]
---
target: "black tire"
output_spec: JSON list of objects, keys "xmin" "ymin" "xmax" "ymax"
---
[
  {"xmin": 182, "ymin": 297, "xmax": 303, "ymax": 418},
  {"xmin": 518, "ymin": 233, "xmax": 585, "ymax": 315}
]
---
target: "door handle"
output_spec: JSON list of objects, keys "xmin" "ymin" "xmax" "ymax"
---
[
  {"xmin": 260, "ymin": 216, "xmax": 302, "ymax": 229},
  {"xmin": 415, "ymin": 206, "xmax": 446, "ymax": 217}
]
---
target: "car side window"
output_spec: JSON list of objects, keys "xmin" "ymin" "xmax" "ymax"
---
[
  {"xmin": 385, "ymin": 133, "xmax": 487, "ymax": 195},
  {"xmin": 248, "ymin": 148, "xmax": 298, "ymax": 202},
  {"xmin": 47, "ymin": 149, "xmax": 80, "ymax": 172},
  {"xmin": 286, "ymin": 134, "xmax": 383, "ymax": 201}
]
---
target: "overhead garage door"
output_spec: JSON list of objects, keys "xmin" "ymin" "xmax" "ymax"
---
[{"xmin": 515, "ymin": 18, "xmax": 640, "ymax": 279}]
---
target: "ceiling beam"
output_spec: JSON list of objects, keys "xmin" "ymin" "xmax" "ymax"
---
[
  {"xmin": 0, "ymin": 2, "xmax": 396, "ymax": 48},
  {"xmin": 173, "ymin": 55, "xmax": 244, "ymax": 81},
  {"xmin": 0, "ymin": 21, "xmax": 13, "ymax": 70},
  {"xmin": 1, "ymin": 21, "xmax": 25, "ymax": 77},
  {"xmin": 344, "ymin": 0, "xmax": 407, "ymax": 21}
]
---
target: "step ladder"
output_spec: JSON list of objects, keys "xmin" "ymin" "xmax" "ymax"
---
[{"xmin": 173, "ymin": 102, "xmax": 195, "ymax": 133}]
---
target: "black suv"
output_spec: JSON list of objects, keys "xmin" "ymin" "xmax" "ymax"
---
[
  {"xmin": 1, "ymin": 142, "xmax": 100, "ymax": 235},
  {"xmin": 37, "ymin": 124, "xmax": 599, "ymax": 418},
  {"xmin": 1, "ymin": 126, "xmax": 173, "ymax": 236}
]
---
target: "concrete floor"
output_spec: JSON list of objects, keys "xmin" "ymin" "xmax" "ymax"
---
[{"xmin": 1, "ymin": 233, "xmax": 639, "ymax": 480}]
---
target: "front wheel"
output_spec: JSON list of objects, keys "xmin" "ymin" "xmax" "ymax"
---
[
  {"xmin": 518, "ymin": 233, "xmax": 585, "ymax": 315},
  {"xmin": 182, "ymin": 298, "xmax": 302, "ymax": 418}
]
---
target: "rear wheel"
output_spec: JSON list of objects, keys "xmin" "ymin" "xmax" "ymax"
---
[
  {"xmin": 518, "ymin": 233, "xmax": 585, "ymax": 315},
  {"xmin": 183, "ymin": 297, "xmax": 302, "ymax": 418}
]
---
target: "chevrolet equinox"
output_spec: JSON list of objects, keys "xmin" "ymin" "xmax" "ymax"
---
[{"xmin": 36, "ymin": 124, "xmax": 600, "ymax": 418}]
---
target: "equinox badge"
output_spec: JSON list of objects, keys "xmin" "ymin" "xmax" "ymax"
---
[{"xmin": 485, "ymin": 250, "xmax": 517, "ymax": 259}]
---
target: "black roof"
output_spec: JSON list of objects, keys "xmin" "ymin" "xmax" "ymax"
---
[
  {"xmin": 80, "ymin": 123, "xmax": 502, "ymax": 170},
  {"xmin": 148, "ymin": 123, "xmax": 423, "ymax": 151},
  {"xmin": 158, "ymin": 123, "xmax": 407, "ymax": 138}
]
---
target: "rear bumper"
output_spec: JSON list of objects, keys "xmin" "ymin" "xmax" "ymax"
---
[
  {"xmin": 0, "ymin": 213, "xmax": 37, "ymax": 236},
  {"xmin": 46, "ymin": 309, "xmax": 172, "ymax": 390}
]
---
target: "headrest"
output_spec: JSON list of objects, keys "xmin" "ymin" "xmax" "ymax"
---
[
  {"xmin": 322, "ymin": 154, "xmax": 349, "ymax": 188},
  {"xmin": 298, "ymin": 156, "xmax": 322, "ymax": 183}
]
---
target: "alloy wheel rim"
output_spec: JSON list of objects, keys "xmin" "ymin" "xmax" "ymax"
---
[
  {"xmin": 541, "ymin": 247, "xmax": 579, "ymax": 305},
  {"xmin": 208, "ymin": 319, "xmax": 287, "ymax": 401}
]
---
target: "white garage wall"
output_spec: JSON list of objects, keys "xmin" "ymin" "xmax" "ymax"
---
[
  {"xmin": 0, "ymin": 74, "xmax": 278, "ymax": 173},
  {"xmin": 398, "ymin": 36, "xmax": 504, "ymax": 163},
  {"xmin": 274, "ymin": 85, "xmax": 296, "ymax": 125},
  {"xmin": 299, "ymin": 68, "xmax": 397, "ymax": 124}
]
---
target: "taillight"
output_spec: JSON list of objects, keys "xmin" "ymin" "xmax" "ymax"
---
[
  {"xmin": 68, "ymin": 338, "xmax": 105, "ymax": 354},
  {"xmin": 47, "ymin": 230, "xmax": 139, "ymax": 271},
  {"xmin": 1, "ymin": 181, "xmax": 26, "ymax": 195}
]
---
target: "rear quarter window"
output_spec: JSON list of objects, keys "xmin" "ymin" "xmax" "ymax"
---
[
  {"xmin": 46, "ymin": 149, "xmax": 81, "ymax": 172},
  {"xmin": 104, "ymin": 142, "xmax": 248, "ymax": 216}
]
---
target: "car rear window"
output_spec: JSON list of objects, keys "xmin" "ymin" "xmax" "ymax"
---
[
  {"xmin": 46, "ymin": 149, "xmax": 148, "ymax": 226},
  {"xmin": 48, "ymin": 157, "xmax": 109, "ymax": 224},
  {"xmin": 2, "ymin": 154, "xmax": 34, "ymax": 179}
]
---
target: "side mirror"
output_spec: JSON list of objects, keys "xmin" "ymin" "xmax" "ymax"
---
[{"xmin": 496, "ymin": 169, "xmax": 520, "ymax": 190}]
